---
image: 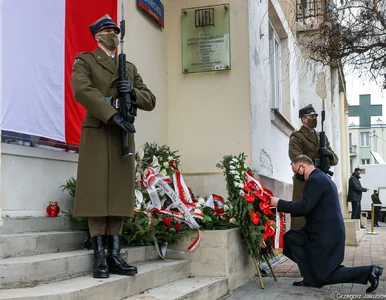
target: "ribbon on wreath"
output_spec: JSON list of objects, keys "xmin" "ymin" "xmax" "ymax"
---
[
  {"xmin": 169, "ymin": 160, "xmax": 195, "ymax": 207},
  {"xmin": 142, "ymin": 167, "xmax": 202, "ymax": 259},
  {"xmin": 274, "ymin": 210, "xmax": 285, "ymax": 254}
]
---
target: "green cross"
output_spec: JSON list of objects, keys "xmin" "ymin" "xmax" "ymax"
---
[{"xmin": 348, "ymin": 94, "xmax": 382, "ymax": 127}]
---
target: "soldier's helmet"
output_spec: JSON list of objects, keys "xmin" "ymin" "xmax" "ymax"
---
[
  {"xmin": 299, "ymin": 104, "xmax": 318, "ymax": 118},
  {"xmin": 89, "ymin": 14, "xmax": 120, "ymax": 37}
]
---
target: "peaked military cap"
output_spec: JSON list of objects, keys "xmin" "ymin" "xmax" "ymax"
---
[
  {"xmin": 89, "ymin": 14, "xmax": 120, "ymax": 37},
  {"xmin": 299, "ymin": 104, "xmax": 318, "ymax": 118}
]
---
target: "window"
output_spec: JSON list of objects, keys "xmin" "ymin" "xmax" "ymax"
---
[
  {"xmin": 269, "ymin": 22, "xmax": 282, "ymax": 112},
  {"xmin": 360, "ymin": 132, "xmax": 370, "ymax": 147},
  {"xmin": 361, "ymin": 159, "xmax": 370, "ymax": 165}
]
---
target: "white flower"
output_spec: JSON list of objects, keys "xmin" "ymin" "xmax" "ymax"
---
[
  {"xmin": 160, "ymin": 169, "xmax": 167, "ymax": 176},
  {"xmin": 230, "ymin": 165, "xmax": 236, "ymax": 170},
  {"xmin": 197, "ymin": 197, "xmax": 206, "ymax": 206},
  {"xmin": 136, "ymin": 148, "xmax": 144, "ymax": 160},
  {"xmin": 232, "ymin": 158, "xmax": 239, "ymax": 163},
  {"xmin": 224, "ymin": 204, "xmax": 230, "ymax": 212},
  {"xmin": 163, "ymin": 162, "xmax": 169, "ymax": 168},
  {"xmin": 239, "ymin": 190, "xmax": 245, "ymax": 196},
  {"xmin": 234, "ymin": 175, "xmax": 240, "ymax": 180},
  {"xmin": 168, "ymin": 156, "xmax": 173, "ymax": 160},
  {"xmin": 229, "ymin": 217, "xmax": 236, "ymax": 224},
  {"xmin": 229, "ymin": 160, "xmax": 234, "ymax": 164},
  {"xmin": 135, "ymin": 189, "xmax": 143, "ymax": 204},
  {"xmin": 238, "ymin": 182, "xmax": 244, "ymax": 188},
  {"xmin": 244, "ymin": 164, "xmax": 248, "ymax": 169},
  {"xmin": 230, "ymin": 170, "xmax": 238, "ymax": 175},
  {"xmin": 135, "ymin": 172, "xmax": 141, "ymax": 181},
  {"xmin": 151, "ymin": 155, "xmax": 159, "ymax": 167}
]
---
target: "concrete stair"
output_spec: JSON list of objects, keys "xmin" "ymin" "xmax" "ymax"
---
[
  {"xmin": 0, "ymin": 217, "xmax": 229, "ymax": 300},
  {"xmin": 124, "ymin": 277, "xmax": 228, "ymax": 300}
]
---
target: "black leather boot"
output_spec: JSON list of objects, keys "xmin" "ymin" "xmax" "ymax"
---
[
  {"xmin": 107, "ymin": 235, "xmax": 138, "ymax": 276},
  {"xmin": 92, "ymin": 235, "xmax": 109, "ymax": 278}
]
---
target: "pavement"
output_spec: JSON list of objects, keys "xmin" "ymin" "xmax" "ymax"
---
[{"xmin": 222, "ymin": 221, "xmax": 386, "ymax": 299}]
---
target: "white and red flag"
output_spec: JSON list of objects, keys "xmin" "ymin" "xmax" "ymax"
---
[{"xmin": 0, "ymin": 0, "xmax": 118, "ymax": 145}]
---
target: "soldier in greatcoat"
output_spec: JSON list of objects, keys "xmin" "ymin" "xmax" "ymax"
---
[
  {"xmin": 288, "ymin": 104, "xmax": 338, "ymax": 229},
  {"xmin": 71, "ymin": 14, "xmax": 156, "ymax": 279}
]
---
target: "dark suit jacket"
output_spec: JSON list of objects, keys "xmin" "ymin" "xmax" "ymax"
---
[{"xmin": 278, "ymin": 168, "xmax": 345, "ymax": 286}]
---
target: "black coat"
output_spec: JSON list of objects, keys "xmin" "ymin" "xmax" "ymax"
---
[
  {"xmin": 347, "ymin": 173, "xmax": 367, "ymax": 202},
  {"xmin": 278, "ymin": 168, "xmax": 345, "ymax": 286}
]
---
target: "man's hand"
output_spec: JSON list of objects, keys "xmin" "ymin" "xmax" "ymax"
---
[
  {"xmin": 118, "ymin": 80, "xmax": 133, "ymax": 94},
  {"xmin": 270, "ymin": 196, "xmax": 280, "ymax": 208},
  {"xmin": 110, "ymin": 114, "xmax": 136, "ymax": 134}
]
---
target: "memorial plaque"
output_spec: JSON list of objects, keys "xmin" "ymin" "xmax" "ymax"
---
[{"xmin": 181, "ymin": 4, "xmax": 231, "ymax": 74}]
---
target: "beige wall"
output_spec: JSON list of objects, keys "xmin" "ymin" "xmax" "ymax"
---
[
  {"xmin": 123, "ymin": 0, "xmax": 168, "ymax": 147},
  {"xmin": 165, "ymin": 0, "xmax": 251, "ymax": 175}
]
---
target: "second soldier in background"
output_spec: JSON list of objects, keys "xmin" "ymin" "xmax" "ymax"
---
[{"xmin": 288, "ymin": 104, "xmax": 338, "ymax": 229}]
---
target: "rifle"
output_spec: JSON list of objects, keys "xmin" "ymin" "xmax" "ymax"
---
[
  {"xmin": 315, "ymin": 99, "xmax": 334, "ymax": 176},
  {"xmin": 118, "ymin": 2, "xmax": 137, "ymax": 157}
]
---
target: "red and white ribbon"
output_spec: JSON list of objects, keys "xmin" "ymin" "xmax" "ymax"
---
[
  {"xmin": 143, "ymin": 167, "xmax": 200, "ymax": 229},
  {"xmin": 274, "ymin": 210, "xmax": 285, "ymax": 250},
  {"xmin": 170, "ymin": 160, "xmax": 194, "ymax": 206}
]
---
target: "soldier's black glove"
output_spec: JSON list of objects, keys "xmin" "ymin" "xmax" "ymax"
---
[
  {"xmin": 110, "ymin": 114, "xmax": 136, "ymax": 134},
  {"xmin": 118, "ymin": 80, "xmax": 133, "ymax": 95},
  {"xmin": 320, "ymin": 147, "xmax": 332, "ymax": 159}
]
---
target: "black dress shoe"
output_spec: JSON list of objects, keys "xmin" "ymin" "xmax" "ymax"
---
[
  {"xmin": 293, "ymin": 280, "xmax": 305, "ymax": 286},
  {"xmin": 366, "ymin": 265, "xmax": 383, "ymax": 293},
  {"xmin": 107, "ymin": 235, "xmax": 137, "ymax": 276},
  {"xmin": 260, "ymin": 268, "xmax": 268, "ymax": 277}
]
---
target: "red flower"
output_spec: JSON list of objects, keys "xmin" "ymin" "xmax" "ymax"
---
[
  {"xmin": 259, "ymin": 201, "xmax": 273, "ymax": 215},
  {"xmin": 243, "ymin": 193, "xmax": 255, "ymax": 202},
  {"xmin": 264, "ymin": 220, "xmax": 276, "ymax": 237},
  {"xmin": 163, "ymin": 217, "xmax": 171, "ymax": 227},
  {"xmin": 175, "ymin": 223, "xmax": 181, "ymax": 231},
  {"xmin": 250, "ymin": 211, "xmax": 260, "ymax": 225}
]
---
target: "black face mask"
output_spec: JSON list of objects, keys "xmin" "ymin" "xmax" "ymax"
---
[{"xmin": 295, "ymin": 166, "xmax": 306, "ymax": 182}]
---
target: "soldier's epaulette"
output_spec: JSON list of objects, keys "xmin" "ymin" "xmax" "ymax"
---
[
  {"xmin": 290, "ymin": 130, "xmax": 301, "ymax": 141},
  {"xmin": 73, "ymin": 52, "xmax": 93, "ymax": 66}
]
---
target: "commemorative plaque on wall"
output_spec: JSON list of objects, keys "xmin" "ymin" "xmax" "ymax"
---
[{"xmin": 181, "ymin": 4, "xmax": 231, "ymax": 74}]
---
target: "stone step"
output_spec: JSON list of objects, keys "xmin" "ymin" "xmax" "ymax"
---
[
  {"xmin": 0, "ymin": 245, "xmax": 159, "ymax": 289},
  {"xmin": 0, "ymin": 217, "xmax": 76, "ymax": 234},
  {"xmin": 0, "ymin": 259, "xmax": 190, "ymax": 300},
  {"xmin": 0, "ymin": 231, "xmax": 88, "ymax": 259},
  {"xmin": 124, "ymin": 276, "xmax": 228, "ymax": 300}
]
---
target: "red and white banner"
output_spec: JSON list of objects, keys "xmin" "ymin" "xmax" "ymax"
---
[{"xmin": 0, "ymin": 0, "xmax": 118, "ymax": 145}]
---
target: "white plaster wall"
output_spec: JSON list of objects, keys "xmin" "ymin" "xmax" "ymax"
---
[
  {"xmin": 123, "ymin": 0, "xmax": 168, "ymax": 147},
  {"xmin": 1, "ymin": 145, "xmax": 77, "ymax": 217},
  {"xmin": 248, "ymin": 0, "xmax": 298, "ymax": 184}
]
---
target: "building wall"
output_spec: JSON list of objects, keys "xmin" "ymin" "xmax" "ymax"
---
[
  {"xmin": 165, "ymin": 0, "xmax": 252, "ymax": 197},
  {"xmin": 1, "ymin": 145, "xmax": 77, "ymax": 217},
  {"xmin": 349, "ymin": 125, "xmax": 386, "ymax": 169},
  {"xmin": 124, "ymin": 0, "xmax": 169, "ymax": 146}
]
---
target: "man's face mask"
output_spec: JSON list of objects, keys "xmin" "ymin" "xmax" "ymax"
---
[
  {"xmin": 97, "ymin": 33, "xmax": 119, "ymax": 51},
  {"xmin": 295, "ymin": 165, "xmax": 306, "ymax": 182},
  {"xmin": 307, "ymin": 118, "xmax": 317, "ymax": 128}
]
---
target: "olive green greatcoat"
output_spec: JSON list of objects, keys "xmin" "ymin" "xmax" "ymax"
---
[
  {"xmin": 288, "ymin": 125, "xmax": 339, "ymax": 229},
  {"xmin": 71, "ymin": 47, "xmax": 156, "ymax": 217}
]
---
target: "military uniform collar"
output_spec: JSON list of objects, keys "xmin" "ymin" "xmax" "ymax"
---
[
  {"xmin": 92, "ymin": 47, "xmax": 116, "ymax": 74},
  {"xmin": 299, "ymin": 125, "xmax": 319, "ymax": 147}
]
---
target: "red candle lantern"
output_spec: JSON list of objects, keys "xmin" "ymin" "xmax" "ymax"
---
[{"xmin": 46, "ymin": 201, "xmax": 60, "ymax": 217}]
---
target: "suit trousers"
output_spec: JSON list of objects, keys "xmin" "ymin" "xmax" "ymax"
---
[
  {"xmin": 374, "ymin": 206, "xmax": 381, "ymax": 225},
  {"xmin": 351, "ymin": 201, "xmax": 361, "ymax": 220},
  {"xmin": 284, "ymin": 229, "xmax": 371, "ymax": 286},
  {"xmin": 88, "ymin": 216, "xmax": 123, "ymax": 237}
]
